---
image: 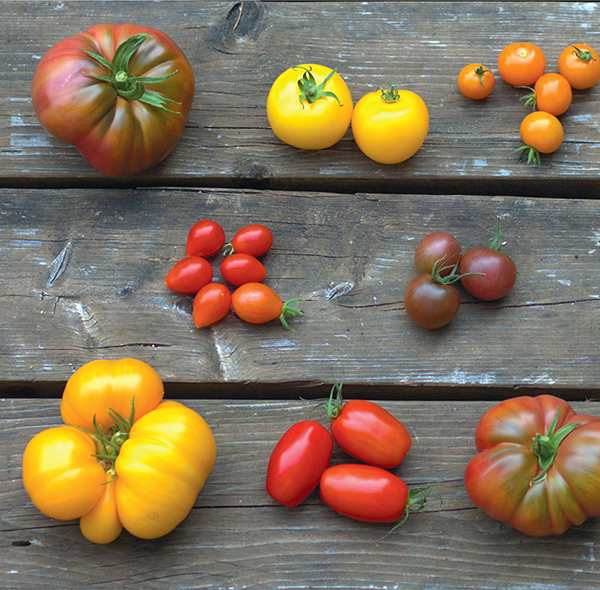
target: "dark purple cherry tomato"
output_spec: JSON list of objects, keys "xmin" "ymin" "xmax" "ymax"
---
[
  {"xmin": 220, "ymin": 253, "xmax": 267, "ymax": 286},
  {"xmin": 193, "ymin": 283, "xmax": 231, "ymax": 328},
  {"xmin": 186, "ymin": 220, "xmax": 226, "ymax": 257},
  {"xmin": 266, "ymin": 420, "xmax": 333, "ymax": 507},
  {"xmin": 459, "ymin": 224, "xmax": 517, "ymax": 301},
  {"xmin": 404, "ymin": 273, "xmax": 461, "ymax": 329},
  {"xmin": 414, "ymin": 232, "xmax": 462, "ymax": 277},
  {"xmin": 326, "ymin": 379, "xmax": 411, "ymax": 468},
  {"xmin": 165, "ymin": 256, "xmax": 213, "ymax": 294},
  {"xmin": 225, "ymin": 224, "xmax": 273, "ymax": 257}
]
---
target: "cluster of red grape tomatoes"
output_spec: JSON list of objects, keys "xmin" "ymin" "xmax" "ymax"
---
[
  {"xmin": 458, "ymin": 42, "xmax": 599, "ymax": 166},
  {"xmin": 165, "ymin": 220, "xmax": 303, "ymax": 331},
  {"xmin": 404, "ymin": 224, "xmax": 517, "ymax": 329},
  {"xmin": 266, "ymin": 379, "xmax": 430, "ymax": 532}
]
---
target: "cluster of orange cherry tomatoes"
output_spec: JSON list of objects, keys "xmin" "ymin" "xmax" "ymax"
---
[
  {"xmin": 458, "ymin": 42, "xmax": 600, "ymax": 165},
  {"xmin": 164, "ymin": 221, "xmax": 303, "ymax": 330}
]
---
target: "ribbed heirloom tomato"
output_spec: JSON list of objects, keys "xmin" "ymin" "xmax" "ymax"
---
[
  {"xmin": 465, "ymin": 395, "xmax": 600, "ymax": 536},
  {"xmin": 31, "ymin": 24, "xmax": 194, "ymax": 176},
  {"xmin": 498, "ymin": 42, "xmax": 546, "ymax": 86},
  {"xmin": 267, "ymin": 64, "xmax": 353, "ymax": 150}
]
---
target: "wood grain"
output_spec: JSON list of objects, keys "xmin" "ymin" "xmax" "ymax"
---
[{"xmin": 1, "ymin": 1, "xmax": 599, "ymax": 196}]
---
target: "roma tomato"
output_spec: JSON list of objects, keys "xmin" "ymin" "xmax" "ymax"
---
[
  {"xmin": 31, "ymin": 24, "xmax": 194, "ymax": 176},
  {"xmin": 193, "ymin": 283, "xmax": 231, "ymax": 328},
  {"xmin": 558, "ymin": 44, "xmax": 600, "ymax": 90},
  {"xmin": 520, "ymin": 73, "xmax": 572, "ymax": 116},
  {"xmin": 267, "ymin": 64, "xmax": 353, "ymax": 150},
  {"xmin": 351, "ymin": 85, "xmax": 429, "ymax": 164},
  {"xmin": 320, "ymin": 464, "xmax": 429, "ymax": 524},
  {"xmin": 231, "ymin": 283, "xmax": 303, "ymax": 331},
  {"xmin": 325, "ymin": 379, "xmax": 411, "ymax": 468},
  {"xmin": 220, "ymin": 253, "xmax": 267, "ymax": 286},
  {"xmin": 266, "ymin": 420, "xmax": 333, "ymax": 507},
  {"xmin": 225, "ymin": 224, "xmax": 273, "ymax": 257},
  {"xmin": 457, "ymin": 64, "xmax": 495, "ymax": 99},
  {"xmin": 165, "ymin": 256, "xmax": 213, "ymax": 294},
  {"xmin": 186, "ymin": 220, "xmax": 226, "ymax": 257},
  {"xmin": 61, "ymin": 358, "xmax": 164, "ymax": 433},
  {"xmin": 516, "ymin": 111, "xmax": 563, "ymax": 166},
  {"xmin": 458, "ymin": 223, "xmax": 517, "ymax": 301},
  {"xmin": 465, "ymin": 395, "xmax": 600, "ymax": 536},
  {"xmin": 498, "ymin": 42, "xmax": 546, "ymax": 86},
  {"xmin": 414, "ymin": 231, "xmax": 462, "ymax": 277}
]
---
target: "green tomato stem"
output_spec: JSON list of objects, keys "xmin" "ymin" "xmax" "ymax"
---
[
  {"xmin": 295, "ymin": 66, "xmax": 342, "ymax": 107},
  {"xmin": 279, "ymin": 298, "xmax": 304, "ymax": 331}
]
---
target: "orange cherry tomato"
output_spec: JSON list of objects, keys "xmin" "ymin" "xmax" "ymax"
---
[
  {"xmin": 498, "ymin": 42, "xmax": 546, "ymax": 86},
  {"xmin": 517, "ymin": 111, "xmax": 564, "ymax": 166},
  {"xmin": 193, "ymin": 283, "xmax": 231, "ymax": 328},
  {"xmin": 558, "ymin": 44, "xmax": 600, "ymax": 90},
  {"xmin": 523, "ymin": 73, "xmax": 572, "ymax": 116},
  {"xmin": 457, "ymin": 64, "xmax": 495, "ymax": 99}
]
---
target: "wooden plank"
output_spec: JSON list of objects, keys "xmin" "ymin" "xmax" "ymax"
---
[
  {"xmin": 1, "ymin": 187, "xmax": 599, "ymax": 397},
  {"xmin": 2, "ymin": 398, "xmax": 600, "ymax": 589},
  {"xmin": 1, "ymin": 1, "xmax": 599, "ymax": 196}
]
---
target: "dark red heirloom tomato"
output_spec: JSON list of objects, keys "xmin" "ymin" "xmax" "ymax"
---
[
  {"xmin": 465, "ymin": 395, "xmax": 600, "ymax": 536},
  {"xmin": 414, "ymin": 231, "xmax": 462, "ymax": 277},
  {"xmin": 320, "ymin": 464, "xmax": 429, "ymax": 524},
  {"xmin": 225, "ymin": 224, "xmax": 273, "ymax": 257},
  {"xmin": 193, "ymin": 283, "xmax": 231, "ymax": 328},
  {"xmin": 266, "ymin": 420, "xmax": 333, "ymax": 507},
  {"xmin": 186, "ymin": 220, "xmax": 226, "ymax": 257},
  {"xmin": 459, "ymin": 223, "xmax": 517, "ymax": 301},
  {"xmin": 165, "ymin": 256, "xmax": 213, "ymax": 294},
  {"xmin": 325, "ymin": 379, "xmax": 411, "ymax": 468},
  {"xmin": 31, "ymin": 24, "xmax": 194, "ymax": 176},
  {"xmin": 220, "ymin": 253, "xmax": 267, "ymax": 287}
]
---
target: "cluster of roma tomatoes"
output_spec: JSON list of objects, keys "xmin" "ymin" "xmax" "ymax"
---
[
  {"xmin": 458, "ymin": 42, "xmax": 600, "ymax": 166},
  {"xmin": 267, "ymin": 63, "xmax": 429, "ymax": 165},
  {"xmin": 404, "ymin": 224, "xmax": 517, "ymax": 329},
  {"xmin": 165, "ymin": 220, "xmax": 303, "ymax": 331},
  {"xmin": 266, "ymin": 379, "xmax": 430, "ymax": 531}
]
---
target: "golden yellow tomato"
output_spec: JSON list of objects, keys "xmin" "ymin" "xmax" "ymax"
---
[
  {"xmin": 267, "ymin": 64, "xmax": 353, "ymax": 149},
  {"xmin": 351, "ymin": 85, "xmax": 429, "ymax": 164}
]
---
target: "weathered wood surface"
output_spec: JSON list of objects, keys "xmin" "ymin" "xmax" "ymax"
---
[
  {"xmin": 2, "ymin": 1, "xmax": 599, "ymax": 196},
  {"xmin": 3, "ymin": 398, "xmax": 600, "ymax": 589},
  {"xmin": 1, "ymin": 187, "xmax": 599, "ymax": 398}
]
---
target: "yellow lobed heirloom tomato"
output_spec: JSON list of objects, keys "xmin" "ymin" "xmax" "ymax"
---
[
  {"xmin": 266, "ymin": 64, "xmax": 353, "ymax": 150},
  {"xmin": 351, "ymin": 85, "xmax": 429, "ymax": 164},
  {"xmin": 61, "ymin": 358, "xmax": 164, "ymax": 432},
  {"xmin": 23, "ymin": 399, "xmax": 216, "ymax": 543}
]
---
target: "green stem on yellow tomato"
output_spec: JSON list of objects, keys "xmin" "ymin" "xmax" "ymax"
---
[{"xmin": 295, "ymin": 66, "xmax": 342, "ymax": 107}]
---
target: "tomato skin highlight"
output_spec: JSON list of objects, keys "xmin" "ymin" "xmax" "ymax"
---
[
  {"xmin": 229, "ymin": 224, "xmax": 273, "ymax": 257},
  {"xmin": 330, "ymin": 400, "xmax": 412, "ymax": 468},
  {"xmin": 465, "ymin": 395, "xmax": 600, "ymax": 536},
  {"xmin": 165, "ymin": 256, "xmax": 213, "ymax": 294},
  {"xmin": 267, "ymin": 64, "xmax": 353, "ymax": 150},
  {"xmin": 457, "ymin": 64, "xmax": 495, "ymax": 99},
  {"xmin": 193, "ymin": 283, "xmax": 231, "ymax": 328},
  {"xmin": 404, "ymin": 274, "xmax": 461, "ymax": 329},
  {"xmin": 558, "ymin": 44, "xmax": 600, "ymax": 90},
  {"xmin": 220, "ymin": 253, "xmax": 267, "ymax": 286},
  {"xmin": 414, "ymin": 232, "xmax": 462, "ymax": 277},
  {"xmin": 320, "ymin": 464, "xmax": 409, "ymax": 523},
  {"xmin": 186, "ymin": 220, "xmax": 226, "ymax": 257},
  {"xmin": 459, "ymin": 247, "xmax": 517, "ymax": 301},
  {"xmin": 498, "ymin": 42, "xmax": 546, "ymax": 86},
  {"xmin": 351, "ymin": 86, "xmax": 429, "ymax": 164},
  {"xmin": 266, "ymin": 420, "xmax": 334, "ymax": 507}
]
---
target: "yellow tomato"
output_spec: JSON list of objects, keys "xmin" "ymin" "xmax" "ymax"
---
[
  {"xmin": 351, "ymin": 85, "xmax": 429, "ymax": 164},
  {"xmin": 22, "ymin": 425, "xmax": 106, "ymax": 521},
  {"xmin": 61, "ymin": 358, "xmax": 164, "ymax": 432},
  {"xmin": 79, "ymin": 478, "xmax": 123, "ymax": 544},
  {"xmin": 266, "ymin": 63, "xmax": 353, "ymax": 149}
]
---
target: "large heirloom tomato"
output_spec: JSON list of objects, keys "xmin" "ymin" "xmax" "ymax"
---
[
  {"xmin": 31, "ymin": 24, "xmax": 195, "ymax": 176},
  {"xmin": 464, "ymin": 395, "xmax": 600, "ymax": 536},
  {"xmin": 23, "ymin": 399, "xmax": 216, "ymax": 544}
]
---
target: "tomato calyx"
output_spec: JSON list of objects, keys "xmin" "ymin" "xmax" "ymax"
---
[
  {"xmin": 324, "ymin": 375, "xmax": 345, "ymax": 419},
  {"xmin": 518, "ymin": 86, "xmax": 537, "ymax": 110},
  {"xmin": 430, "ymin": 256, "xmax": 483, "ymax": 285},
  {"xmin": 571, "ymin": 45, "xmax": 597, "ymax": 63},
  {"xmin": 295, "ymin": 66, "xmax": 342, "ymax": 107},
  {"xmin": 280, "ymin": 298, "xmax": 304, "ymax": 331},
  {"xmin": 530, "ymin": 408, "xmax": 582, "ymax": 485},
  {"xmin": 515, "ymin": 144, "xmax": 541, "ymax": 168},
  {"xmin": 377, "ymin": 84, "xmax": 401, "ymax": 103},
  {"xmin": 474, "ymin": 66, "xmax": 492, "ymax": 88},
  {"xmin": 81, "ymin": 33, "xmax": 182, "ymax": 114},
  {"xmin": 378, "ymin": 486, "xmax": 433, "ymax": 542}
]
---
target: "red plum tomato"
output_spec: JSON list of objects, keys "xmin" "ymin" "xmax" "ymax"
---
[
  {"xmin": 193, "ymin": 283, "xmax": 231, "ymax": 328},
  {"xmin": 165, "ymin": 256, "xmax": 213, "ymax": 294},
  {"xmin": 558, "ymin": 44, "xmax": 600, "ymax": 90},
  {"xmin": 226, "ymin": 224, "xmax": 273, "ymax": 257},
  {"xmin": 498, "ymin": 42, "xmax": 546, "ymax": 86},
  {"xmin": 414, "ymin": 232, "xmax": 462, "ymax": 277},
  {"xmin": 457, "ymin": 64, "xmax": 495, "ymax": 99},
  {"xmin": 186, "ymin": 220, "xmax": 226, "ymax": 257},
  {"xmin": 220, "ymin": 253, "xmax": 267, "ymax": 286},
  {"xmin": 266, "ymin": 420, "xmax": 333, "ymax": 507}
]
